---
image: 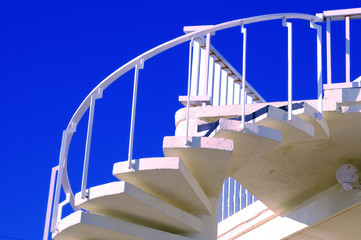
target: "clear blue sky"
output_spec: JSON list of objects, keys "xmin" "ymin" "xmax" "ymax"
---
[{"xmin": 1, "ymin": 1, "xmax": 360, "ymax": 239}]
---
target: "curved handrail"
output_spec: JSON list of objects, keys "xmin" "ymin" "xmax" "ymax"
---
[
  {"xmin": 66, "ymin": 13, "xmax": 322, "ymax": 130},
  {"xmin": 52, "ymin": 12, "xmax": 324, "ymax": 231}
]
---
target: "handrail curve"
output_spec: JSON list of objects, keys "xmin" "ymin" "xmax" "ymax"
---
[{"xmin": 53, "ymin": 12, "xmax": 324, "ymax": 231}]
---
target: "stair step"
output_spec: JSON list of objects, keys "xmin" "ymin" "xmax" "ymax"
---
[
  {"xmin": 252, "ymin": 105, "xmax": 314, "ymax": 143},
  {"xmin": 292, "ymin": 102, "xmax": 329, "ymax": 138},
  {"xmin": 75, "ymin": 181, "xmax": 204, "ymax": 234},
  {"xmin": 53, "ymin": 211, "xmax": 193, "ymax": 240},
  {"xmin": 113, "ymin": 157, "xmax": 212, "ymax": 215},
  {"xmin": 213, "ymin": 119, "xmax": 281, "ymax": 176},
  {"xmin": 197, "ymin": 103, "xmax": 315, "ymax": 143},
  {"xmin": 163, "ymin": 136, "xmax": 233, "ymax": 198}
]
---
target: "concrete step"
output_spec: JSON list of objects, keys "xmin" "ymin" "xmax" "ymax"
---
[
  {"xmin": 53, "ymin": 211, "xmax": 193, "ymax": 240},
  {"xmin": 113, "ymin": 157, "xmax": 212, "ymax": 215},
  {"xmin": 250, "ymin": 105, "xmax": 314, "ymax": 143},
  {"xmin": 75, "ymin": 181, "xmax": 204, "ymax": 234},
  {"xmin": 163, "ymin": 136, "xmax": 233, "ymax": 198},
  {"xmin": 291, "ymin": 101, "xmax": 329, "ymax": 138},
  {"xmin": 213, "ymin": 119, "xmax": 281, "ymax": 177},
  {"xmin": 197, "ymin": 103, "xmax": 315, "ymax": 144}
]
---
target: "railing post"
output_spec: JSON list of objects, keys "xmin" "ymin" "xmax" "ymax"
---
[
  {"xmin": 191, "ymin": 40, "xmax": 201, "ymax": 96},
  {"xmin": 43, "ymin": 165, "xmax": 59, "ymax": 240},
  {"xmin": 185, "ymin": 38, "xmax": 194, "ymax": 145},
  {"xmin": 81, "ymin": 88, "xmax": 103, "ymax": 199},
  {"xmin": 51, "ymin": 123, "xmax": 76, "ymax": 233},
  {"xmin": 128, "ymin": 59, "xmax": 144, "ymax": 169},
  {"xmin": 283, "ymin": 17, "xmax": 293, "ymax": 121},
  {"xmin": 326, "ymin": 17, "xmax": 332, "ymax": 84},
  {"xmin": 241, "ymin": 23, "xmax": 247, "ymax": 129},
  {"xmin": 345, "ymin": 16, "xmax": 350, "ymax": 83},
  {"xmin": 203, "ymin": 33, "xmax": 211, "ymax": 101},
  {"xmin": 311, "ymin": 20, "xmax": 323, "ymax": 119}
]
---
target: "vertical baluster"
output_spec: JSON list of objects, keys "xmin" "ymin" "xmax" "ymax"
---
[
  {"xmin": 235, "ymin": 181, "xmax": 240, "ymax": 212},
  {"xmin": 203, "ymin": 33, "xmax": 211, "ymax": 99},
  {"xmin": 345, "ymin": 16, "xmax": 350, "ymax": 83},
  {"xmin": 247, "ymin": 94, "xmax": 253, "ymax": 104},
  {"xmin": 283, "ymin": 18, "xmax": 293, "ymax": 121},
  {"xmin": 81, "ymin": 88, "xmax": 103, "ymax": 199},
  {"xmin": 213, "ymin": 62, "xmax": 222, "ymax": 106},
  {"xmin": 43, "ymin": 165, "xmax": 59, "ymax": 240},
  {"xmin": 191, "ymin": 40, "xmax": 201, "ymax": 96},
  {"xmin": 248, "ymin": 191, "xmax": 254, "ymax": 206},
  {"xmin": 229, "ymin": 177, "xmax": 235, "ymax": 217},
  {"xmin": 311, "ymin": 20, "xmax": 323, "ymax": 119},
  {"xmin": 185, "ymin": 39, "xmax": 194, "ymax": 145},
  {"xmin": 208, "ymin": 55, "xmax": 215, "ymax": 104},
  {"xmin": 199, "ymin": 47, "xmax": 205, "ymax": 95},
  {"xmin": 227, "ymin": 76, "xmax": 235, "ymax": 105},
  {"xmin": 220, "ymin": 70, "xmax": 228, "ymax": 106},
  {"xmin": 234, "ymin": 82, "xmax": 241, "ymax": 105},
  {"xmin": 241, "ymin": 186, "xmax": 246, "ymax": 209},
  {"xmin": 218, "ymin": 185, "xmax": 224, "ymax": 222},
  {"xmin": 223, "ymin": 178, "xmax": 229, "ymax": 219},
  {"xmin": 128, "ymin": 60, "xmax": 144, "ymax": 169},
  {"xmin": 241, "ymin": 24, "xmax": 247, "ymax": 128},
  {"xmin": 326, "ymin": 17, "xmax": 332, "ymax": 85}
]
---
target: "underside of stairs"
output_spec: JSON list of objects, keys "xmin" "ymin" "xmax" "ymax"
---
[
  {"xmin": 52, "ymin": 91, "xmax": 361, "ymax": 240},
  {"xmin": 176, "ymin": 96, "xmax": 361, "ymax": 217},
  {"xmin": 53, "ymin": 137, "xmax": 234, "ymax": 240},
  {"xmin": 52, "ymin": 99, "xmax": 328, "ymax": 240}
]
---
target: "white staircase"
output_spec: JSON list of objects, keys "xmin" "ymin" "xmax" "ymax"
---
[
  {"xmin": 45, "ymin": 9, "xmax": 361, "ymax": 240},
  {"xmin": 52, "ymin": 99, "xmax": 329, "ymax": 240},
  {"xmin": 53, "ymin": 137, "xmax": 234, "ymax": 240}
]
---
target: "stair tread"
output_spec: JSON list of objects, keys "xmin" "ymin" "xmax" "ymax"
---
[
  {"xmin": 53, "ymin": 211, "xmax": 193, "ymax": 240},
  {"xmin": 252, "ymin": 105, "xmax": 315, "ymax": 142},
  {"xmin": 163, "ymin": 136, "xmax": 233, "ymax": 198},
  {"xmin": 75, "ymin": 181, "xmax": 204, "ymax": 234},
  {"xmin": 293, "ymin": 102, "xmax": 329, "ymax": 138},
  {"xmin": 198, "ymin": 103, "xmax": 315, "ymax": 143},
  {"xmin": 113, "ymin": 157, "xmax": 212, "ymax": 215},
  {"xmin": 214, "ymin": 120, "xmax": 281, "ymax": 176}
]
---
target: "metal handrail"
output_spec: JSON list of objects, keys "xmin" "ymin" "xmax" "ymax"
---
[{"xmin": 48, "ymin": 12, "xmax": 324, "ymax": 235}]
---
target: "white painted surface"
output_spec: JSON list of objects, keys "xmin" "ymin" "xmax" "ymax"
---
[
  {"xmin": 191, "ymin": 40, "xmax": 201, "ymax": 96},
  {"xmin": 345, "ymin": 16, "xmax": 350, "ymax": 83},
  {"xmin": 227, "ymin": 77, "xmax": 235, "ymax": 105},
  {"xmin": 218, "ymin": 184, "xmax": 361, "ymax": 240},
  {"xmin": 220, "ymin": 70, "xmax": 228, "ymax": 106},
  {"xmin": 208, "ymin": 56, "xmax": 215, "ymax": 98},
  {"xmin": 75, "ymin": 181, "xmax": 204, "ymax": 233},
  {"xmin": 113, "ymin": 157, "xmax": 212, "ymax": 215},
  {"xmin": 213, "ymin": 63, "xmax": 222, "ymax": 106},
  {"xmin": 54, "ymin": 211, "xmax": 193, "ymax": 240},
  {"xmin": 49, "ymin": 10, "xmax": 361, "ymax": 240},
  {"xmin": 163, "ymin": 136, "xmax": 233, "ymax": 198}
]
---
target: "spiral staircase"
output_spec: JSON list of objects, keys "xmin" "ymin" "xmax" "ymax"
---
[{"xmin": 44, "ymin": 8, "xmax": 361, "ymax": 240}]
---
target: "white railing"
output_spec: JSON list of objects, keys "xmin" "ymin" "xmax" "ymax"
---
[
  {"xmin": 186, "ymin": 40, "xmax": 263, "ymax": 220},
  {"xmin": 218, "ymin": 177, "xmax": 257, "ymax": 222},
  {"xmin": 181, "ymin": 36, "xmax": 264, "ymax": 107},
  {"xmin": 44, "ymin": 12, "xmax": 325, "ymax": 238},
  {"xmin": 322, "ymin": 8, "xmax": 361, "ymax": 86}
]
